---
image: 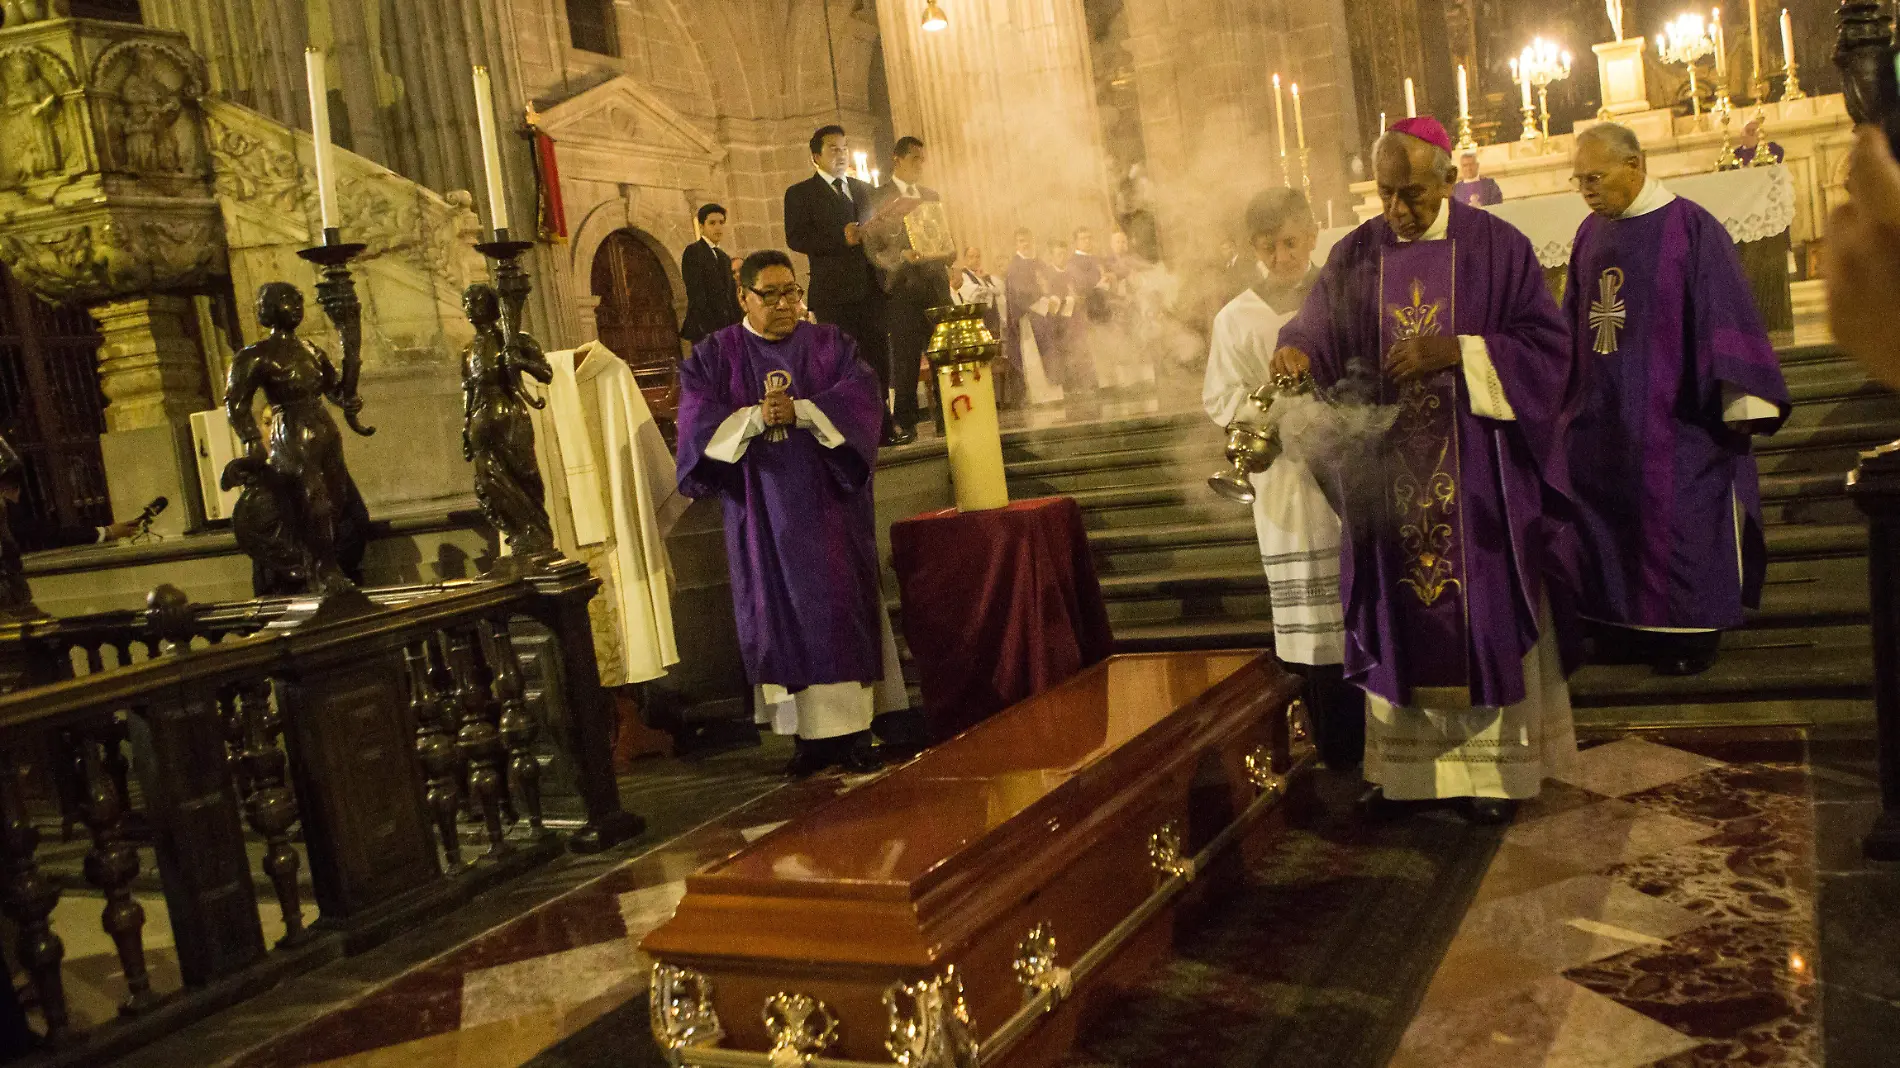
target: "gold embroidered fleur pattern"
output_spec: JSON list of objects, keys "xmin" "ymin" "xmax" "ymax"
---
[
  {"xmin": 1590, "ymin": 267, "xmax": 1626, "ymax": 355},
  {"xmin": 1384, "ymin": 277, "xmax": 1461, "ymax": 609},
  {"xmin": 1389, "ymin": 279, "xmax": 1444, "ymax": 340},
  {"xmin": 1391, "ymin": 382, "xmax": 1462, "ymax": 607}
]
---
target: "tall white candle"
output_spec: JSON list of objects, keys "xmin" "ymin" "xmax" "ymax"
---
[
  {"xmin": 1515, "ymin": 54, "xmax": 1533, "ymax": 109},
  {"xmin": 1779, "ymin": 8, "xmax": 1795, "ymax": 75},
  {"xmin": 1272, "ymin": 74, "xmax": 1288, "ymax": 165},
  {"xmin": 1404, "ymin": 77, "xmax": 1417, "ymax": 117},
  {"xmin": 1712, "ymin": 8, "xmax": 1727, "ymax": 79},
  {"xmin": 471, "ymin": 65, "xmax": 511, "ymax": 233},
  {"xmin": 1457, "ymin": 64, "xmax": 1470, "ymax": 119},
  {"xmin": 1292, "ymin": 82, "xmax": 1306, "ymax": 150},
  {"xmin": 304, "ymin": 48, "xmax": 337, "ymax": 231},
  {"xmin": 1749, "ymin": 0, "xmax": 1764, "ymax": 88},
  {"xmin": 853, "ymin": 150, "xmax": 869, "ymax": 182}
]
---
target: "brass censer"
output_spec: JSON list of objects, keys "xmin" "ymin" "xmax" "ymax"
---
[{"xmin": 1207, "ymin": 372, "xmax": 1315, "ymax": 505}]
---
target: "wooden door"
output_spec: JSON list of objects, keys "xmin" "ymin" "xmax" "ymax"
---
[
  {"xmin": 590, "ymin": 229, "xmax": 682, "ymax": 427},
  {"xmin": 0, "ymin": 263, "xmax": 109, "ymax": 550}
]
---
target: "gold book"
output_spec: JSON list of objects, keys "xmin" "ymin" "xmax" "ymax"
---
[{"xmin": 903, "ymin": 201, "xmax": 956, "ymax": 261}]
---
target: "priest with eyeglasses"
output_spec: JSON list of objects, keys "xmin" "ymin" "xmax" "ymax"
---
[{"xmin": 675, "ymin": 250, "xmax": 907, "ymax": 777}]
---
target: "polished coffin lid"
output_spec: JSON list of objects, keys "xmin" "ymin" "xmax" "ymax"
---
[{"xmin": 643, "ymin": 650, "xmax": 1286, "ymax": 968}]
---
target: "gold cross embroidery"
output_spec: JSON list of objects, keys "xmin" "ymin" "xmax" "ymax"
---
[
  {"xmin": 1388, "ymin": 279, "xmax": 1445, "ymax": 340},
  {"xmin": 1590, "ymin": 267, "xmax": 1626, "ymax": 355}
]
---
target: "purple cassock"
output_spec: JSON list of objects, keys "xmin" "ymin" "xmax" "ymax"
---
[
  {"xmin": 1276, "ymin": 200, "xmax": 1578, "ymax": 709},
  {"xmin": 1452, "ymin": 177, "xmax": 1503, "ymax": 207},
  {"xmin": 1563, "ymin": 195, "xmax": 1790, "ymax": 630},
  {"xmin": 1003, "ymin": 254, "xmax": 1063, "ymax": 401},
  {"xmin": 675, "ymin": 322, "xmax": 887, "ymax": 690}
]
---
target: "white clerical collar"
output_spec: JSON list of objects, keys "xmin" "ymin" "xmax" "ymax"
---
[
  {"xmin": 1397, "ymin": 200, "xmax": 1453, "ymax": 243},
  {"xmin": 1617, "ymin": 176, "xmax": 1677, "ymax": 219},
  {"xmin": 742, "ymin": 318, "xmax": 795, "ymax": 342}
]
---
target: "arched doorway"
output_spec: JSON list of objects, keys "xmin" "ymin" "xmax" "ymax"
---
[{"xmin": 590, "ymin": 229, "xmax": 682, "ymax": 425}]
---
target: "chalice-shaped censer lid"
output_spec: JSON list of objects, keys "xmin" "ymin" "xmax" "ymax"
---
[{"xmin": 925, "ymin": 303, "xmax": 1000, "ymax": 370}]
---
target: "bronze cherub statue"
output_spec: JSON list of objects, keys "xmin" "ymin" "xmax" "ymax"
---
[{"xmin": 460, "ymin": 282, "xmax": 556, "ymax": 568}]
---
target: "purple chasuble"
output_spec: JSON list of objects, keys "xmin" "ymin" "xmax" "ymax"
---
[
  {"xmin": 1563, "ymin": 196, "xmax": 1790, "ymax": 629},
  {"xmin": 1452, "ymin": 177, "xmax": 1503, "ymax": 207},
  {"xmin": 675, "ymin": 322, "xmax": 886, "ymax": 690},
  {"xmin": 1277, "ymin": 201, "xmax": 1579, "ymax": 709}
]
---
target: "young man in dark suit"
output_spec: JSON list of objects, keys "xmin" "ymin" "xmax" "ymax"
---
[
  {"xmin": 783, "ymin": 125, "xmax": 909, "ymax": 445},
  {"xmin": 679, "ymin": 203, "xmax": 742, "ymax": 343},
  {"xmin": 865, "ymin": 136, "xmax": 955, "ymax": 438}
]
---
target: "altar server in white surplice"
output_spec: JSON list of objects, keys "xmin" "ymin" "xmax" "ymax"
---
[
  {"xmin": 530, "ymin": 341, "xmax": 684, "ymax": 688},
  {"xmin": 1203, "ymin": 189, "xmax": 1363, "ymax": 771}
]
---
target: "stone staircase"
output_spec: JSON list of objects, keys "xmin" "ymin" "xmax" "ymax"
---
[{"xmin": 998, "ymin": 342, "xmax": 1890, "ymax": 730}]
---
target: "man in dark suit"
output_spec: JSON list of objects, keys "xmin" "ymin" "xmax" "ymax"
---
[
  {"xmin": 784, "ymin": 124, "xmax": 907, "ymax": 445},
  {"xmin": 865, "ymin": 136, "xmax": 954, "ymax": 438},
  {"xmin": 678, "ymin": 203, "xmax": 742, "ymax": 343}
]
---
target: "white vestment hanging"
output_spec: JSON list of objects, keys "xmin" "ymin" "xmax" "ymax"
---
[{"xmin": 529, "ymin": 342, "xmax": 684, "ymax": 687}]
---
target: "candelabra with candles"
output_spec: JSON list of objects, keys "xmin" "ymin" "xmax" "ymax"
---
[
  {"xmin": 1657, "ymin": 13, "xmax": 1716, "ymax": 119},
  {"xmin": 1779, "ymin": 7, "xmax": 1806, "ymax": 99},
  {"xmin": 1511, "ymin": 38, "xmax": 1573, "ymax": 145}
]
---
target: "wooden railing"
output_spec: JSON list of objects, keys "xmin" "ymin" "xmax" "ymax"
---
[{"xmin": 0, "ymin": 559, "xmax": 640, "ymax": 1065}]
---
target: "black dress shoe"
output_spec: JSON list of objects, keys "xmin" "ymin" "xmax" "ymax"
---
[
  {"xmin": 838, "ymin": 734, "xmax": 887, "ymax": 774},
  {"xmin": 1653, "ymin": 650, "xmax": 1718, "ymax": 676},
  {"xmin": 783, "ymin": 737, "xmax": 832, "ymax": 779},
  {"xmin": 1461, "ymin": 797, "xmax": 1517, "ymax": 825},
  {"xmin": 882, "ymin": 425, "xmax": 917, "ymax": 447},
  {"xmin": 1356, "ymin": 785, "xmax": 1402, "ymax": 823}
]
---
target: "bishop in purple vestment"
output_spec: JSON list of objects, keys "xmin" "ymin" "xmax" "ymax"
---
[
  {"xmin": 1565, "ymin": 124, "xmax": 1790, "ymax": 676},
  {"xmin": 1274, "ymin": 118, "xmax": 1579, "ymax": 820},
  {"xmin": 676, "ymin": 250, "xmax": 890, "ymax": 775}
]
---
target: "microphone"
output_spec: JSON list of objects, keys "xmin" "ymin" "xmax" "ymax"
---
[{"xmin": 134, "ymin": 496, "xmax": 169, "ymax": 526}]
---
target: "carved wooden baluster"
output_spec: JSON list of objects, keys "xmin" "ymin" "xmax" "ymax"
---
[
  {"xmin": 0, "ymin": 750, "xmax": 66, "ymax": 1042},
  {"xmin": 481, "ymin": 617, "xmax": 544, "ymax": 836},
  {"xmin": 103, "ymin": 716, "xmax": 135, "ymax": 823},
  {"xmin": 218, "ymin": 685, "xmax": 252, "ymax": 803},
  {"xmin": 234, "ymin": 679, "xmax": 306, "ymax": 945},
  {"xmin": 76, "ymin": 724, "xmax": 159, "ymax": 1014},
  {"xmin": 446, "ymin": 631, "xmax": 510, "ymax": 856},
  {"xmin": 407, "ymin": 641, "xmax": 464, "ymax": 871},
  {"xmin": 83, "ymin": 645, "xmax": 104, "ymax": 677}
]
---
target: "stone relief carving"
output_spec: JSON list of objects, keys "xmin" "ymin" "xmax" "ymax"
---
[
  {"xmin": 91, "ymin": 41, "xmax": 206, "ymax": 176},
  {"xmin": 206, "ymin": 110, "xmax": 309, "ymax": 215},
  {"xmin": 0, "ymin": 0, "xmax": 70, "ymax": 25},
  {"xmin": 0, "ymin": 217, "xmax": 217, "ymax": 303},
  {"xmin": 0, "ymin": 47, "xmax": 71, "ymax": 186}
]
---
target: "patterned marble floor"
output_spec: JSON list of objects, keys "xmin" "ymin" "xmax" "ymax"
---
[
  {"xmin": 116, "ymin": 727, "xmax": 1887, "ymax": 1068},
  {"xmin": 1391, "ymin": 731, "xmax": 1837, "ymax": 1068}
]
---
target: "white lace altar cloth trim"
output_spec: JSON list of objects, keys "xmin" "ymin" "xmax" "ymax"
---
[{"xmin": 1312, "ymin": 165, "xmax": 1795, "ymax": 271}]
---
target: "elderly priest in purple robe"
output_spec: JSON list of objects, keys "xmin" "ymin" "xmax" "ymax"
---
[
  {"xmin": 1272, "ymin": 117, "xmax": 1580, "ymax": 824},
  {"xmin": 676, "ymin": 250, "xmax": 898, "ymax": 777},
  {"xmin": 1565, "ymin": 124, "xmax": 1790, "ymax": 676}
]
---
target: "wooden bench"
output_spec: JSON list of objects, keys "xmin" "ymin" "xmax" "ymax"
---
[{"xmin": 643, "ymin": 649, "xmax": 1310, "ymax": 1067}]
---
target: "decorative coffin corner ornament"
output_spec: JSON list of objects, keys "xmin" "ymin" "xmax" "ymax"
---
[
  {"xmin": 1012, "ymin": 924, "xmax": 1073, "ymax": 1008},
  {"xmin": 924, "ymin": 303, "xmax": 1009, "ymax": 512},
  {"xmin": 763, "ymin": 992, "xmax": 839, "ymax": 1068},
  {"xmin": 883, "ymin": 965, "xmax": 980, "ymax": 1068},
  {"xmin": 650, "ymin": 963, "xmax": 725, "ymax": 1055},
  {"xmin": 1245, "ymin": 746, "xmax": 1287, "ymax": 801},
  {"xmin": 1147, "ymin": 821, "xmax": 1193, "ymax": 880},
  {"xmin": 1287, "ymin": 697, "xmax": 1312, "ymax": 744}
]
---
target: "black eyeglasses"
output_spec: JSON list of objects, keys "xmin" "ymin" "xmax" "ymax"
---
[{"xmin": 748, "ymin": 285, "xmax": 805, "ymax": 307}]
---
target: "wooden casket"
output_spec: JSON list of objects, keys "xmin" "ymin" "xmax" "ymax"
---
[{"xmin": 642, "ymin": 650, "xmax": 1311, "ymax": 1067}]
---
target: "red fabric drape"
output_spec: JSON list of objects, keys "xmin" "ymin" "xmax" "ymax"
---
[
  {"xmin": 891, "ymin": 497, "xmax": 1115, "ymax": 741},
  {"xmin": 532, "ymin": 129, "xmax": 567, "ymax": 241}
]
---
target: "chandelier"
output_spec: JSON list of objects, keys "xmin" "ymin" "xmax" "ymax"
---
[
  {"xmin": 1656, "ymin": 13, "xmax": 1715, "ymax": 116},
  {"xmin": 1510, "ymin": 37, "xmax": 1573, "ymax": 142}
]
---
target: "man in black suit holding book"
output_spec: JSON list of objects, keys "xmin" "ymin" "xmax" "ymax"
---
[
  {"xmin": 865, "ymin": 136, "xmax": 955, "ymax": 438},
  {"xmin": 783, "ymin": 124, "xmax": 910, "ymax": 445}
]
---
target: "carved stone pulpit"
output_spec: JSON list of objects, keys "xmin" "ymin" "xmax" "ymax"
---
[{"xmin": 0, "ymin": 15, "xmax": 225, "ymax": 535}]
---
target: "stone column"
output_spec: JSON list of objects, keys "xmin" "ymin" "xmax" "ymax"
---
[
  {"xmin": 89, "ymin": 297, "xmax": 213, "ymax": 537},
  {"xmin": 575, "ymin": 295, "xmax": 603, "ymax": 344},
  {"xmin": 874, "ymin": 0, "xmax": 1114, "ymax": 265},
  {"xmin": 1121, "ymin": 0, "xmax": 1362, "ymax": 256}
]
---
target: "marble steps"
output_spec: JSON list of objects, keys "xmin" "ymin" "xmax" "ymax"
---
[
  {"xmin": 1005, "ymin": 451, "xmax": 1217, "ymax": 496},
  {"xmin": 1569, "ymin": 624, "xmax": 1872, "ymax": 708},
  {"xmin": 1064, "ymin": 484, "xmax": 1239, "ymax": 531},
  {"xmin": 1087, "ymin": 518, "xmax": 1259, "ymax": 574},
  {"xmin": 1000, "ymin": 412, "xmax": 1213, "ymax": 463}
]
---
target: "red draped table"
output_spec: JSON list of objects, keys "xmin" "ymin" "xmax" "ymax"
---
[{"xmin": 891, "ymin": 496, "xmax": 1114, "ymax": 740}]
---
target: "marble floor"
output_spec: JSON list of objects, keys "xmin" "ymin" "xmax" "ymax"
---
[{"xmin": 110, "ymin": 726, "xmax": 1894, "ymax": 1068}]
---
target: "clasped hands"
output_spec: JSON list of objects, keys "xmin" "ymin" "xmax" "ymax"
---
[
  {"xmin": 762, "ymin": 389, "xmax": 797, "ymax": 429},
  {"xmin": 1269, "ymin": 335, "xmax": 1462, "ymax": 384}
]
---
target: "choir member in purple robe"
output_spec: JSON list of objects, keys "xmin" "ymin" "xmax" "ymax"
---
[
  {"xmin": 1734, "ymin": 118, "xmax": 1785, "ymax": 167},
  {"xmin": 1273, "ymin": 117, "xmax": 1580, "ymax": 824},
  {"xmin": 1452, "ymin": 150, "xmax": 1503, "ymax": 207},
  {"xmin": 1565, "ymin": 124, "xmax": 1791, "ymax": 676},
  {"xmin": 1003, "ymin": 229, "xmax": 1065, "ymax": 406},
  {"xmin": 675, "ymin": 250, "xmax": 895, "ymax": 777}
]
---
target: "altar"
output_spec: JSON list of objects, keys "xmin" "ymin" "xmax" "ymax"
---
[{"xmin": 642, "ymin": 649, "xmax": 1309, "ymax": 1066}]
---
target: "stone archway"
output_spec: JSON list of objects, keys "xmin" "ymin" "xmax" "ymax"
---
[{"xmin": 591, "ymin": 228, "xmax": 684, "ymax": 421}]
